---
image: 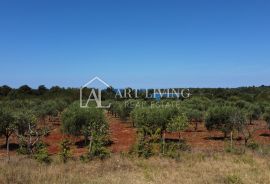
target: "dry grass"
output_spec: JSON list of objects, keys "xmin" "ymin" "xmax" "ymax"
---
[{"xmin": 1, "ymin": 152, "xmax": 270, "ymax": 184}]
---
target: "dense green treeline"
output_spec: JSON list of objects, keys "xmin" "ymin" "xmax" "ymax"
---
[{"xmin": 1, "ymin": 85, "xmax": 270, "ymax": 102}]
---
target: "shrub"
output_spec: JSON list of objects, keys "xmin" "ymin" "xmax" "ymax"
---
[
  {"xmin": 163, "ymin": 141, "xmax": 190, "ymax": 160},
  {"xmin": 167, "ymin": 114, "xmax": 189, "ymax": 141},
  {"xmin": 17, "ymin": 136, "xmax": 29, "ymax": 155},
  {"xmin": 247, "ymin": 141, "xmax": 259, "ymax": 151},
  {"xmin": 34, "ymin": 142, "xmax": 51, "ymax": 164},
  {"xmin": 225, "ymin": 174, "xmax": 243, "ymax": 184},
  {"xmin": 135, "ymin": 130, "xmax": 154, "ymax": 159},
  {"xmin": 59, "ymin": 139, "xmax": 72, "ymax": 163},
  {"xmin": 87, "ymin": 133, "xmax": 110, "ymax": 160}
]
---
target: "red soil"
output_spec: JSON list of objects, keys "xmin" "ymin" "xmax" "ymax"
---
[
  {"xmin": 1, "ymin": 117, "xmax": 269, "ymax": 158},
  {"xmin": 0, "ymin": 113, "xmax": 137, "ymax": 158},
  {"xmin": 166, "ymin": 120, "xmax": 270, "ymax": 151},
  {"xmin": 107, "ymin": 113, "xmax": 137, "ymax": 153}
]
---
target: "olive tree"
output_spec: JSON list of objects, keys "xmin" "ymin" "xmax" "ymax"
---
[
  {"xmin": 246, "ymin": 104, "xmax": 262, "ymax": 124},
  {"xmin": 263, "ymin": 108, "xmax": 270, "ymax": 130},
  {"xmin": 61, "ymin": 103, "xmax": 108, "ymax": 156},
  {"xmin": 167, "ymin": 114, "xmax": 189, "ymax": 144},
  {"xmin": 0, "ymin": 107, "xmax": 15, "ymax": 161},
  {"xmin": 186, "ymin": 109, "xmax": 204, "ymax": 131},
  {"xmin": 14, "ymin": 110, "xmax": 39, "ymax": 155},
  {"xmin": 131, "ymin": 107, "xmax": 180, "ymax": 135},
  {"xmin": 205, "ymin": 106, "xmax": 245, "ymax": 138},
  {"xmin": 131, "ymin": 106, "xmax": 182, "ymax": 155}
]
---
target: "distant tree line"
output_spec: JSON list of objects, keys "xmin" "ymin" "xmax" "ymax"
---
[{"xmin": 1, "ymin": 85, "xmax": 270, "ymax": 102}]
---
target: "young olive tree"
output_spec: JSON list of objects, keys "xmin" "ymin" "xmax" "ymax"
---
[
  {"xmin": 186, "ymin": 109, "xmax": 204, "ymax": 131},
  {"xmin": 59, "ymin": 139, "xmax": 72, "ymax": 163},
  {"xmin": 229, "ymin": 109, "xmax": 247, "ymax": 147},
  {"xmin": 246, "ymin": 104, "xmax": 262, "ymax": 125},
  {"xmin": 61, "ymin": 103, "xmax": 109, "ymax": 158},
  {"xmin": 167, "ymin": 114, "xmax": 189, "ymax": 144},
  {"xmin": 0, "ymin": 107, "xmax": 15, "ymax": 161},
  {"xmin": 14, "ymin": 110, "xmax": 39, "ymax": 155},
  {"xmin": 131, "ymin": 106, "xmax": 182, "ymax": 156},
  {"xmin": 205, "ymin": 106, "xmax": 246, "ymax": 139}
]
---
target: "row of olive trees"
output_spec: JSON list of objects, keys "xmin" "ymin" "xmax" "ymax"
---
[
  {"xmin": 107, "ymin": 100, "xmax": 137, "ymax": 121},
  {"xmin": 0, "ymin": 99, "xmax": 69, "ymax": 161},
  {"xmin": 130, "ymin": 98, "xmax": 270, "ymax": 157},
  {"xmin": 205, "ymin": 104, "xmax": 270, "ymax": 146}
]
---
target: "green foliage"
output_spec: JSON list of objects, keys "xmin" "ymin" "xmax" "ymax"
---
[
  {"xmin": 14, "ymin": 110, "xmax": 37, "ymax": 135},
  {"xmin": 17, "ymin": 136, "xmax": 29, "ymax": 155},
  {"xmin": 225, "ymin": 145, "xmax": 246, "ymax": 155},
  {"xmin": 135, "ymin": 130, "xmax": 154, "ymax": 159},
  {"xmin": 0, "ymin": 106, "xmax": 16, "ymax": 143},
  {"xmin": 61, "ymin": 102, "xmax": 108, "ymax": 138},
  {"xmin": 34, "ymin": 142, "xmax": 51, "ymax": 164},
  {"xmin": 246, "ymin": 104, "xmax": 262, "ymax": 124},
  {"xmin": 234, "ymin": 100, "xmax": 250, "ymax": 109},
  {"xmin": 131, "ymin": 106, "xmax": 180, "ymax": 133},
  {"xmin": 185, "ymin": 109, "xmax": 204, "ymax": 130},
  {"xmin": 59, "ymin": 139, "xmax": 72, "ymax": 163},
  {"xmin": 163, "ymin": 141, "xmax": 190, "ymax": 160},
  {"xmin": 186, "ymin": 109, "xmax": 204, "ymax": 122},
  {"xmin": 247, "ymin": 141, "xmax": 259, "ymax": 151},
  {"xmin": 167, "ymin": 114, "xmax": 189, "ymax": 133},
  {"xmin": 62, "ymin": 102, "xmax": 109, "ymax": 160},
  {"xmin": 87, "ymin": 133, "xmax": 110, "ymax": 160},
  {"xmin": 108, "ymin": 101, "xmax": 132, "ymax": 120},
  {"xmin": 205, "ymin": 106, "xmax": 246, "ymax": 137},
  {"xmin": 263, "ymin": 108, "xmax": 270, "ymax": 129},
  {"xmin": 225, "ymin": 174, "xmax": 243, "ymax": 184}
]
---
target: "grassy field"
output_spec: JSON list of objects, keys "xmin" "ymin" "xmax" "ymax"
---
[{"xmin": 1, "ymin": 152, "xmax": 270, "ymax": 184}]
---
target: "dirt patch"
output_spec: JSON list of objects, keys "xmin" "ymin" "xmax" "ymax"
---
[
  {"xmin": 166, "ymin": 120, "xmax": 270, "ymax": 151},
  {"xmin": 107, "ymin": 113, "xmax": 137, "ymax": 153},
  {"xmin": 0, "ymin": 114, "xmax": 137, "ymax": 158}
]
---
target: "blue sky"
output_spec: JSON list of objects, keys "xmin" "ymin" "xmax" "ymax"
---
[{"xmin": 0, "ymin": 0, "xmax": 269, "ymax": 88}]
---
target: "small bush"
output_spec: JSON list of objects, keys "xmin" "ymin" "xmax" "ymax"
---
[
  {"xmin": 87, "ymin": 134, "xmax": 110, "ymax": 160},
  {"xmin": 17, "ymin": 137, "xmax": 29, "ymax": 155},
  {"xmin": 247, "ymin": 141, "xmax": 259, "ymax": 151},
  {"xmin": 163, "ymin": 141, "xmax": 190, "ymax": 160},
  {"xmin": 135, "ymin": 132, "xmax": 154, "ymax": 159},
  {"xmin": 225, "ymin": 145, "xmax": 245, "ymax": 155},
  {"xmin": 225, "ymin": 174, "xmax": 243, "ymax": 184},
  {"xmin": 59, "ymin": 139, "xmax": 72, "ymax": 163},
  {"xmin": 34, "ymin": 142, "xmax": 51, "ymax": 164}
]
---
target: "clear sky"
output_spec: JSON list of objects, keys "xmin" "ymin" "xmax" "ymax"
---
[{"xmin": 0, "ymin": 0, "xmax": 269, "ymax": 89}]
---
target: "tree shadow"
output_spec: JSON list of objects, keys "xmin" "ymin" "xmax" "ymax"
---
[
  {"xmin": 75, "ymin": 140, "xmax": 89, "ymax": 148},
  {"xmin": 75, "ymin": 139, "xmax": 113, "ymax": 148},
  {"xmin": 204, "ymin": 136, "xmax": 226, "ymax": 141},
  {"xmin": 0, "ymin": 143, "xmax": 19, "ymax": 151},
  {"xmin": 164, "ymin": 138, "xmax": 186, "ymax": 143},
  {"xmin": 186, "ymin": 129, "xmax": 204, "ymax": 133},
  {"xmin": 260, "ymin": 133, "xmax": 270, "ymax": 137}
]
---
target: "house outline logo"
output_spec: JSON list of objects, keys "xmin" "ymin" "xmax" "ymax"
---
[{"xmin": 80, "ymin": 76, "xmax": 111, "ymax": 108}]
